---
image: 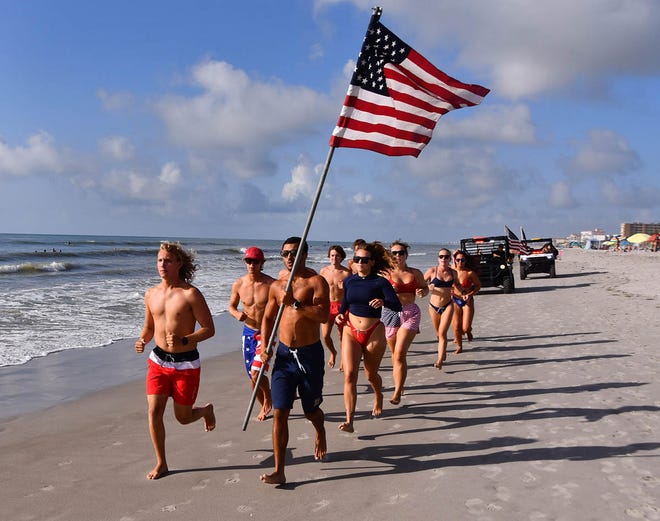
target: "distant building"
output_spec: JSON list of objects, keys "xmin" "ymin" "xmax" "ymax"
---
[{"xmin": 620, "ymin": 223, "xmax": 660, "ymax": 236}]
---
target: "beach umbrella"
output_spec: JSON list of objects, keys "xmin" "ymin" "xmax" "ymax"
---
[
  {"xmin": 626, "ymin": 233, "xmax": 651, "ymax": 244},
  {"xmin": 647, "ymin": 233, "xmax": 659, "ymax": 242}
]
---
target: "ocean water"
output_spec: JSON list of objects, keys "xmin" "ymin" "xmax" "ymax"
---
[{"xmin": 0, "ymin": 233, "xmax": 448, "ymax": 367}]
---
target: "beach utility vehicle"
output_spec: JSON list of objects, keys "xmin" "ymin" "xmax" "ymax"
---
[
  {"xmin": 519, "ymin": 238, "xmax": 558, "ymax": 279},
  {"xmin": 459, "ymin": 236, "xmax": 515, "ymax": 293}
]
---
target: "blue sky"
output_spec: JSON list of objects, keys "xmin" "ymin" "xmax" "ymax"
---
[{"xmin": 2, "ymin": 0, "xmax": 659, "ymax": 242}]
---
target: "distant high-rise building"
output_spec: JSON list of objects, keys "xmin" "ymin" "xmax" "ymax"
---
[{"xmin": 620, "ymin": 223, "xmax": 660, "ymax": 236}]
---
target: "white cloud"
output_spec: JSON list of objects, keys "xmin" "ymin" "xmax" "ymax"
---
[
  {"xmin": 352, "ymin": 192, "xmax": 372, "ymax": 204},
  {"xmin": 155, "ymin": 60, "xmax": 337, "ymax": 178},
  {"xmin": 0, "ymin": 132, "xmax": 63, "ymax": 177},
  {"xmin": 282, "ymin": 156, "xmax": 319, "ymax": 202},
  {"xmin": 98, "ymin": 136, "xmax": 135, "ymax": 161},
  {"xmin": 97, "ymin": 89, "xmax": 133, "ymax": 111},
  {"xmin": 549, "ymin": 180, "xmax": 577, "ymax": 208},
  {"xmin": 438, "ymin": 103, "xmax": 536, "ymax": 144},
  {"xmin": 564, "ymin": 129, "xmax": 640, "ymax": 178},
  {"xmin": 159, "ymin": 162, "xmax": 182, "ymax": 185},
  {"xmin": 309, "ymin": 43, "xmax": 324, "ymax": 61},
  {"xmin": 317, "ymin": 0, "xmax": 660, "ymax": 98}
]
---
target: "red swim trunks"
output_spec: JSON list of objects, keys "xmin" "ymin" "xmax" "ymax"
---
[
  {"xmin": 146, "ymin": 346, "xmax": 201, "ymax": 406},
  {"xmin": 328, "ymin": 301, "xmax": 341, "ymax": 321}
]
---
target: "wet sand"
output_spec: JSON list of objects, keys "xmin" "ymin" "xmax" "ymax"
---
[{"xmin": 1, "ymin": 248, "xmax": 659, "ymax": 520}]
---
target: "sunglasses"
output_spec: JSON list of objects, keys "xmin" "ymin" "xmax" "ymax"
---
[
  {"xmin": 438, "ymin": 254, "xmax": 451, "ymax": 259},
  {"xmin": 454, "ymin": 258, "xmax": 466, "ymax": 263},
  {"xmin": 244, "ymin": 258, "xmax": 260, "ymax": 265},
  {"xmin": 280, "ymin": 249, "xmax": 298, "ymax": 258},
  {"xmin": 353, "ymin": 255, "xmax": 372, "ymax": 264},
  {"xmin": 390, "ymin": 250, "xmax": 406, "ymax": 256}
]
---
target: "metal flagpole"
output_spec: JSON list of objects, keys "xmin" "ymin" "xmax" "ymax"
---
[
  {"xmin": 241, "ymin": 5, "xmax": 385, "ymax": 430},
  {"xmin": 241, "ymin": 146, "xmax": 336, "ymax": 430}
]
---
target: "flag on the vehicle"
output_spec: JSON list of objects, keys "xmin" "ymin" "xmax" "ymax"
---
[
  {"xmin": 506, "ymin": 226, "xmax": 530, "ymax": 254},
  {"xmin": 520, "ymin": 227, "xmax": 530, "ymax": 253},
  {"xmin": 329, "ymin": 14, "xmax": 490, "ymax": 157}
]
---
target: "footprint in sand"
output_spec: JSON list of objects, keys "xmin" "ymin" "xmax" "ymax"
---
[
  {"xmin": 386, "ymin": 493, "xmax": 408, "ymax": 504},
  {"xmin": 297, "ymin": 432, "xmax": 310, "ymax": 441},
  {"xmin": 551, "ymin": 482, "xmax": 578, "ymax": 500},
  {"xmin": 530, "ymin": 461, "xmax": 560, "ymax": 473},
  {"xmin": 479, "ymin": 465, "xmax": 502, "ymax": 480},
  {"xmin": 496, "ymin": 486, "xmax": 512, "ymax": 502},
  {"xmin": 225, "ymin": 474, "xmax": 240, "ymax": 484},
  {"xmin": 237, "ymin": 505, "xmax": 253, "ymax": 514},
  {"xmin": 430, "ymin": 468, "xmax": 446, "ymax": 480},
  {"xmin": 521, "ymin": 471, "xmax": 538, "ymax": 483},
  {"xmin": 41, "ymin": 485, "xmax": 55, "ymax": 492},
  {"xmin": 162, "ymin": 505, "xmax": 177, "ymax": 512},
  {"xmin": 216, "ymin": 441, "xmax": 233, "ymax": 448},
  {"xmin": 58, "ymin": 460, "xmax": 73, "ymax": 467},
  {"xmin": 191, "ymin": 478, "xmax": 210, "ymax": 491},
  {"xmin": 312, "ymin": 500, "xmax": 330, "ymax": 512},
  {"xmin": 465, "ymin": 498, "xmax": 485, "ymax": 514}
]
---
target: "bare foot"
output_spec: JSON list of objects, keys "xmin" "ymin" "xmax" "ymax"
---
[
  {"xmin": 203, "ymin": 403, "xmax": 216, "ymax": 431},
  {"xmin": 260, "ymin": 471, "xmax": 286, "ymax": 485},
  {"xmin": 372, "ymin": 392, "xmax": 383, "ymax": 417},
  {"xmin": 257, "ymin": 401, "xmax": 272, "ymax": 421},
  {"xmin": 389, "ymin": 392, "xmax": 401, "ymax": 405},
  {"xmin": 147, "ymin": 463, "xmax": 168, "ymax": 480},
  {"xmin": 466, "ymin": 329, "xmax": 473, "ymax": 341},
  {"xmin": 454, "ymin": 346, "xmax": 463, "ymax": 354},
  {"xmin": 314, "ymin": 427, "xmax": 327, "ymax": 460},
  {"xmin": 433, "ymin": 360, "xmax": 443, "ymax": 369},
  {"xmin": 328, "ymin": 351, "xmax": 336, "ymax": 368},
  {"xmin": 338, "ymin": 421, "xmax": 354, "ymax": 433}
]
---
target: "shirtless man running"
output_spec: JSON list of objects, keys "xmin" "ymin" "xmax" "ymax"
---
[
  {"xmin": 229, "ymin": 246, "xmax": 275, "ymax": 421},
  {"xmin": 259, "ymin": 236, "xmax": 330, "ymax": 485},
  {"xmin": 135, "ymin": 242, "xmax": 216, "ymax": 480},
  {"xmin": 319, "ymin": 245, "xmax": 350, "ymax": 368}
]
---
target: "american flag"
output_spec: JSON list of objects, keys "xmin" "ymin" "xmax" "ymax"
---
[
  {"xmin": 506, "ymin": 226, "xmax": 530, "ymax": 255},
  {"xmin": 330, "ymin": 12, "xmax": 490, "ymax": 157}
]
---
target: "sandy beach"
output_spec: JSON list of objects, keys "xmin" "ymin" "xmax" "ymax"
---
[{"xmin": 1, "ymin": 248, "xmax": 659, "ymax": 521}]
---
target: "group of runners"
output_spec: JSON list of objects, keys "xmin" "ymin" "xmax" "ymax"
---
[{"xmin": 135, "ymin": 237, "xmax": 481, "ymax": 484}]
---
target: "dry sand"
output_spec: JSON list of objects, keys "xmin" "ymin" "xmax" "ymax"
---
[{"xmin": 1, "ymin": 248, "xmax": 659, "ymax": 521}]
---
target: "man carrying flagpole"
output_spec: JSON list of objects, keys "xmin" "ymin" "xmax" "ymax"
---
[{"xmin": 258, "ymin": 236, "xmax": 330, "ymax": 485}]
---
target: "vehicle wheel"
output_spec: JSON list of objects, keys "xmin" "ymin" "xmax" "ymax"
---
[
  {"xmin": 549, "ymin": 264, "xmax": 556, "ymax": 278},
  {"xmin": 503, "ymin": 275, "xmax": 514, "ymax": 293},
  {"xmin": 520, "ymin": 267, "xmax": 526, "ymax": 280}
]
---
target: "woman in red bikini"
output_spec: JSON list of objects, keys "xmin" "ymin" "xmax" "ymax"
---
[
  {"xmin": 335, "ymin": 242, "xmax": 401, "ymax": 433},
  {"xmin": 424, "ymin": 248, "xmax": 463, "ymax": 369},
  {"xmin": 451, "ymin": 250, "xmax": 481, "ymax": 353},
  {"xmin": 385, "ymin": 240, "xmax": 429, "ymax": 405}
]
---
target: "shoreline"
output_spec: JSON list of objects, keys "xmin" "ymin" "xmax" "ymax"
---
[
  {"xmin": 2, "ymin": 248, "xmax": 659, "ymax": 520},
  {"xmin": 0, "ymin": 312, "xmax": 240, "ymax": 421}
]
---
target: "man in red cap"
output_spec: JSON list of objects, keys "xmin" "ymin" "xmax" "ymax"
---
[{"xmin": 229, "ymin": 246, "xmax": 276, "ymax": 421}]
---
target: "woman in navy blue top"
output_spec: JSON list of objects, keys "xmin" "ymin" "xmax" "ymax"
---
[{"xmin": 335, "ymin": 242, "xmax": 401, "ymax": 433}]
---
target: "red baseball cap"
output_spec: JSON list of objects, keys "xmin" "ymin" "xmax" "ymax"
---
[{"xmin": 244, "ymin": 246, "xmax": 264, "ymax": 261}]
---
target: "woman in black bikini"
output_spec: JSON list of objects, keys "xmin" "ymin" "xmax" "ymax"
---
[
  {"xmin": 452, "ymin": 250, "xmax": 481, "ymax": 353},
  {"xmin": 424, "ymin": 248, "xmax": 462, "ymax": 369},
  {"xmin": 335, "ymin": 242, "xmax": 400, "ymax": 433}
]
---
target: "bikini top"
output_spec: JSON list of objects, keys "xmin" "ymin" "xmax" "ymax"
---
[
  {"xmin": 388, "ymin": 277, "xmax": 417, "ymax": 294},
  {"xmin": 459, "ymin": 275, "xmax": 473, "ymax": 290},
  {"xmin": 431, "ymin": 267, "xmax": 454, "ymax": 288}
]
